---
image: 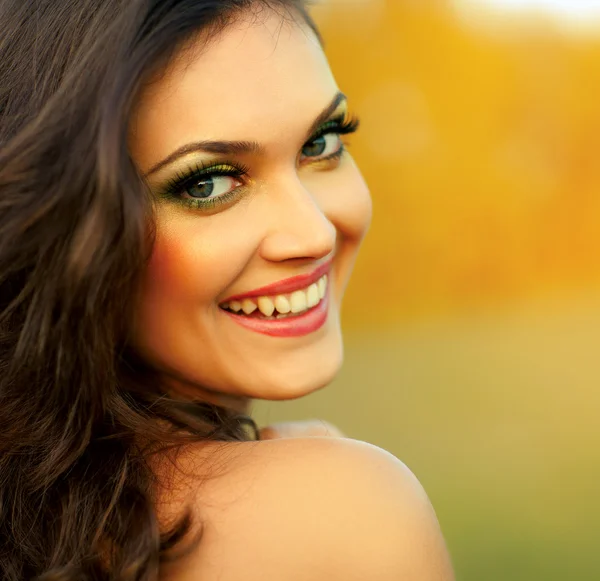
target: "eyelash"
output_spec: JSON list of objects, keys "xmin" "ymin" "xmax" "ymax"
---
[
  {"xmin": 159, "ymin": 162, "xmax": 250, "ymax": 211},
  {"xmin": 310, "ymin": 115, "xmax": 360, "ymax": 148},
  {"xmin": 159, "ymin": 114, "xmax": 360, "ymax": 211}
]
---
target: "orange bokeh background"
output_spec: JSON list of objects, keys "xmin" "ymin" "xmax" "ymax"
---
[{"xmin": 324, "ymin": 0, "xmax": 600, "ymax": 324}]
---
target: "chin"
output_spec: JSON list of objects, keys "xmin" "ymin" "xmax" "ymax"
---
[
  {"xmin": 245, "ymin": 331, "xmax": 344, "ymax": 401},
  {"xmin": 253, "ymin": 360, "xmax": 342, "ymax": 401}
]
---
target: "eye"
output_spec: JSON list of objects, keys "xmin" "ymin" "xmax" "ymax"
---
[
  {"xmin": 301, "ymin": 133, "xmax": 343, "ymax": 162},
  {"xmin": 158, "ymin": 162, "xmax": 250, "ymax": 212},
  {"xmin": 182, "ymin": 175, "xmax": 242, "ymax": 200}
]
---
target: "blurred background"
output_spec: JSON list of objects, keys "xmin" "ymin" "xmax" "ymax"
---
[{"xmin": 253, "ymin": 1, "xmax": 600, "ymax": 579}]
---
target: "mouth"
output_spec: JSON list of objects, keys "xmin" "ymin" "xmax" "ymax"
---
[
  {"xmin": 221, "ymin": 273, "xmax": 328, "ymax": 319},
  {"xmin": 219, "ymin": 264, "xmax": 331, "ymax": 337}
]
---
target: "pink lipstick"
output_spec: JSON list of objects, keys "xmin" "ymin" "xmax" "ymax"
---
[
  {"xmin": 220, "ymin": 261, "xmax": 332, "ymax": 338},
  {"xmin": 223, "ymin": 292, "xmax": 329, "ymax": 338},
  {"xmin": 221, "ymin": 260, "xmax": 332, "ymax": 304}
]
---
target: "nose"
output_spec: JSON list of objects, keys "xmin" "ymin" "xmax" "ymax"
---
[{"xmin": 258, "ymin": 174, "xmax": 336, "ymax": 263}]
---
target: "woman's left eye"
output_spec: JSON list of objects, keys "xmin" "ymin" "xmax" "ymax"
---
[{"xmin": 301, "ymin": 133, "xmax": 343, "ymax": 161}]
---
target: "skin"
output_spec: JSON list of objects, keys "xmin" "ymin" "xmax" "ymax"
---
[
  {"xmin": 157, "ymin": 438, "xmax": 456, "ymax": 581},
  {"xmin": 128, "ymin": 6, "xmax": 371, "ymax": 414}
]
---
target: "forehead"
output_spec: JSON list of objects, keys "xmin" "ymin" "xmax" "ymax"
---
[{"xmin": 130, "ymin": 8, "xmax": 338, "ymax": 171}]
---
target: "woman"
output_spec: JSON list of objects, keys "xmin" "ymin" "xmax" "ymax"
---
[{"xmin": 0, "ymin": 1, "xmax": 454, "ymax": 579}]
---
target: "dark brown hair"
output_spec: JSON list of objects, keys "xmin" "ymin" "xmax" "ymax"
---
[{"xmin": 0, "ymin": 1, "xmax": 317, "ymax": 579}]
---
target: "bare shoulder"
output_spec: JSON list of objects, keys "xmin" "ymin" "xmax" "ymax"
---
[{"xmin": 161, "ymin": 437, "xmax": 454, "ymax": 581}]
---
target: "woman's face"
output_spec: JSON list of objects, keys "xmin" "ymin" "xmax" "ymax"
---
[{"xmin": 128, "ymin": 7, "xmax": 371, "ymax": 407}]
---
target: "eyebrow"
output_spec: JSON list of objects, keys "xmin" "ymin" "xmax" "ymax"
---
[{"xmin": 144, "ymin": 91, "xmax": 347, "ymax": 177}]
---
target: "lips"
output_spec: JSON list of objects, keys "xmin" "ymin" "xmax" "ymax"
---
[
  {"xmin": 218, "ymin": 260, "xmax": 333, "ymax": 338},
  {"xmin": 222, "ymin": 288, "xmax": 330, "ymax": 338},
  {"xmin": 220, "ymin": 259, "xmax": 332, "ymax": 304}
]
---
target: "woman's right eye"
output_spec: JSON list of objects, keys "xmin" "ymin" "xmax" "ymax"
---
[
  {"xmin": 181, "ymin": 175, "xmax": 242, "ymax": 200},
  {"xmin": 159, "ymin": 162, "xmax": 250, "ymax": 211}
]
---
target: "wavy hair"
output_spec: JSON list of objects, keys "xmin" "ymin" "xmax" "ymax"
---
[{"xmin": 0, "ymin": 0, "xmax": 316, "ymax": 579}]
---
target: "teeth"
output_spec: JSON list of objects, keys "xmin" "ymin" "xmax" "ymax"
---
[
  {"xmin": 274, "ymin": 295, "xmax": 291, "ymax": 314},
  {"xmin": 224, "ymin": 274, "xmax": 329, "ymax": 317},
  {"xmin": 307, "ymin": 284, "xmax": 319, "ymax": 308},
  {"xmin": 318, "ymin": 276, "xmax": 327, "ymax": 300},
  {"xmin": 290, "ymin": 290, "xmax": 308, "ymax": 314},
  {"xmin": 257, "ymin": 296, "xmax": 275, "ymax": 317}
]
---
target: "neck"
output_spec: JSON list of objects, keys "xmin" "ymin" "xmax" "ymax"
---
[{"xmin": 162, "ymin": 374, "xmax": 251, "ymax": 416}]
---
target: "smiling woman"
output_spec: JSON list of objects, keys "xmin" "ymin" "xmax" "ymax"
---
[
  {"xmin": 128, "ymin": 17, "xmax": 370, "ymax": 405},
  {"xmin": 0, "ymin": 1, "xmax": 453, "ymax": 580}
]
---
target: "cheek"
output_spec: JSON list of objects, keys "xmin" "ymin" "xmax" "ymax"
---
[
  {"xmin": 145, "ymin": 234, "xmax": 191, "ymax": 297},
  {"xmin": 313, "ymin": 158, "xmax": 371, "ymax": 299},
  {"xmin": 143, "ymin": 210, "xmax": 250, "ymax": 302},
  {"xmin": 144, "ymin": 224, "xmax": 219, "ymax": 305},
  {"xmin": 132, "ymin": 210, "xmax": 255, "ymax": 344},
  {"xmin": 318, "ymin": 158, "xmax": 372, "ymax": 246},
  {"xmin": 338, "ymin": 169, "xmax": 372, "ymax": 242}
]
